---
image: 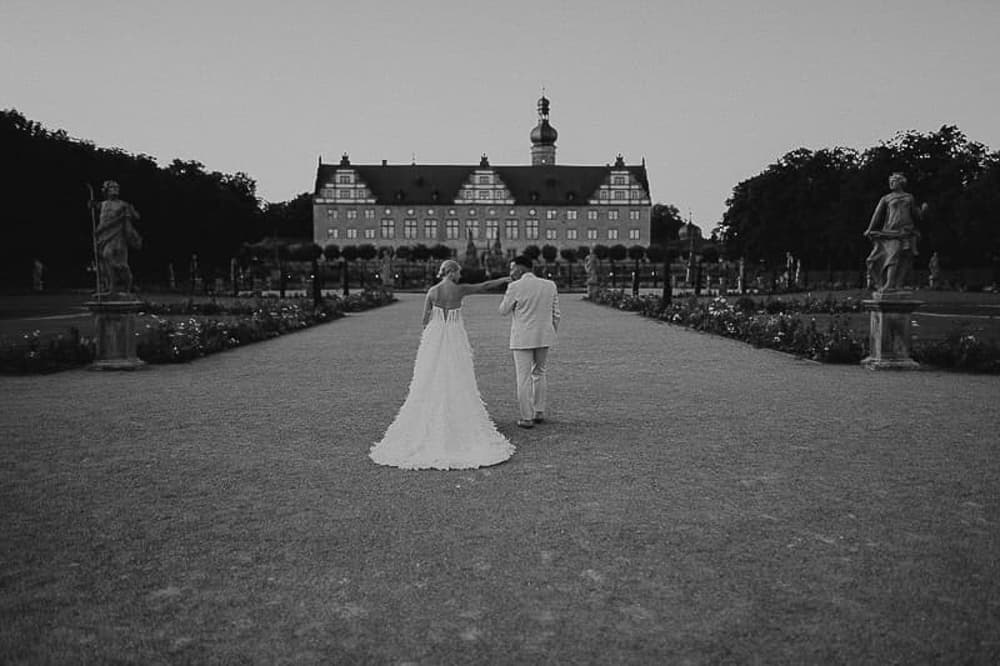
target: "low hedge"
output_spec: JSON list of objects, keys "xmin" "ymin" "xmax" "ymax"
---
[
  {"xmin": 0, "ymin": 289, "xmax": 396, "ymax": 374},
  {"xmin": 590, "ymin": 289, "xmax": 1000, "ymax": 373}
]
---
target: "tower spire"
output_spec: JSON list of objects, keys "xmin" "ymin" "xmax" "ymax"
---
[{"xmin": 529, "ymin": 93, "xmax": 558, "ymax": 166}]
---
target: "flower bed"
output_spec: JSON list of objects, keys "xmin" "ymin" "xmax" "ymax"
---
[
  {"xmin": 0, "ymin": 289, "xmax": 396, "ymax": 374},
  {"xmin": 590, "ymin": 289, "xmax": 1000, "ymax": 373}
]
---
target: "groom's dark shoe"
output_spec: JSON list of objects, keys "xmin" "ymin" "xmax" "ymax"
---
[
  {"xmin": 533, "ymin": 412, "xmax": 544, "ymax": 424},
  {"xmin": 516, "ymin": 419, "xmax": 534, "ymax": 429}
]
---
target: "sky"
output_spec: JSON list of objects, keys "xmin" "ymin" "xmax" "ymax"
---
[{"xmin": 3, "ymin": 0, "xmax": 999, "ymax": 232}]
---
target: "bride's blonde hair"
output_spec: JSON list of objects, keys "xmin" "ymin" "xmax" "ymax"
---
[{"xmin": 437, "ymin": 259, "xmax": 461, "ymax": 279}]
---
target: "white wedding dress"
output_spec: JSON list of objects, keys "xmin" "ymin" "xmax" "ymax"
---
[{"xmin": 369, "ymin": 306, "xmax": 515, "ymax": 470}]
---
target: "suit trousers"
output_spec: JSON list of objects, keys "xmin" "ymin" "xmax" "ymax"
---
[{"xmin": 512, "ymin": 347, "xmax": 549, "ymax": 421}]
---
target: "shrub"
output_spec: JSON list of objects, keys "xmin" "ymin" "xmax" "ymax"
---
[
  {"xmin": 0, "ymin": 289, "xmax": 397, "ymax": 374},
  {"xmin": 914, "ymin": 327, "xmax": 1000, "ymax": 373},
  {"xmin": 589, "ymin": 288, "xmax": 1000, "ymax": 371}
]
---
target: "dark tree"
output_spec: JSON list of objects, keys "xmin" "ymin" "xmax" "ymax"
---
[
  {"xmin": 650, "ymin": 203, "xmax": 685, "ymax": 247},
  {"xmin": 411, "ymin": 244, "xmax": 431, "ymax": 263},
  {"xmin": 430, "ymin": 244, "xmax": 452, "ymax": 261}
]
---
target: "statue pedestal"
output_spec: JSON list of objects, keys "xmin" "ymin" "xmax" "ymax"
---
[
  {"xmin": 86, "ymin": 297, "xmax": 146, "ymax": 370},
  {"xmin": 861, "ymin": 292, "xmax": 922, "ymax": 370}
]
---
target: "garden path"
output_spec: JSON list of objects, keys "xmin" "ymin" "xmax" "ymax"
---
[{"xmin": 1, "ymin": 292, "xmax": 998, "ymax": 663}]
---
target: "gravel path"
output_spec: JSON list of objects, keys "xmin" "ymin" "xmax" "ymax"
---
[{"xmin": 2, "ymin": 292, "xmax": 998, "ymax": 663}]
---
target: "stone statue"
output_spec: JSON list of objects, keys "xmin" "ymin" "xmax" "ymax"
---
[
  {"xmin": 584, "ymin": 251, "xmax": 598, "ymax": 283},
  {"xmin": 584, "ymin": 249, "xmax": 599, "ymax": 298},
  {"xmin": 864, "ymin": 172, "xmax": 926, "ymax": 293},
  {"xmin": 91, "ymin": 180, "xmax": 142, "ymax": 295},
  {"xmin": 32, "ymin": 259, "xmax": 45, "ymax": 292},
  {"xmin": 928, "ymin": 251, "xmax": 941, "ymax": 289},
  {"xmin": 380, "ymin": 252, "xmax": 394, "ymax": 286}
]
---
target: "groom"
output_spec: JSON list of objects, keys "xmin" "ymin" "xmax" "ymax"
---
[{"xmin": 499, "ymin": 255, "xmax": 561, "ymax": 429}]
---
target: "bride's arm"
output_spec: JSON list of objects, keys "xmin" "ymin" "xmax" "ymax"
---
[{"xmin": 461, "ymin": 277, "xmax": 511, "ymax": 294}]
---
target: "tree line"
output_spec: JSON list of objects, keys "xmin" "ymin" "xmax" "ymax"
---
[
  {"xmin": 716, "ymin": 125, "xmax": 1000, "ymax": 277},
  {"xmin": 0, "ymin": 109, "xmax": 309, "ymax": 289},
  {"xmin": 4, "ymin": 109, "xmax": 996, "ymax": 290}
]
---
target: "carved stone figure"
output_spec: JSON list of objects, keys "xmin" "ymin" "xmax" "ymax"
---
[
  {"xmin": 584, "ymin": 249, "xmax": 599, "ymax": 298},
  {"xmin": 93, "ymin": 180, "xmax": 142, "ymax": 295},
  {"xmin": 380, "ymin": 252, "xmax": 394, "ymax": 286},
  {"xmin": 584, "ymin": 251, "xmax": 598, "ymax": 284},
  {"xmin": 864, "ymin": 172, "xmax": 926, "ymax": 293},
  {"xmin": 928, "ymin": 251, "xmax": 941, "ymax": 289}
]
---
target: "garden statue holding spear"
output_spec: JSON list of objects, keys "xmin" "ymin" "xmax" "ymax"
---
[{"xmin": 87, "ymin": 180, "xmax": 142, "ymax": 297}]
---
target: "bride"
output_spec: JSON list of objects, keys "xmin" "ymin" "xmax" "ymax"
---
[{"xmin": 369, "ymin": 259, "xmax": 515, "ymax": 470}]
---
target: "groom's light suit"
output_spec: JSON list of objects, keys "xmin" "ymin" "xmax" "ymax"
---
[{"xmin": 498, "ymin": 273, "xmax": 561, "ymax": 421}]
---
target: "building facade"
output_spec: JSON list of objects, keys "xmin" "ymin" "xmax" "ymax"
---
[{"xmin": 312, "ymin": 97, "xmax": 652, "ymax": 256}]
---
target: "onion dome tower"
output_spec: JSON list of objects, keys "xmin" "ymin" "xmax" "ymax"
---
[{"xmin": 530, "ymin": 95, "xmax": 558, "ymax": 166}]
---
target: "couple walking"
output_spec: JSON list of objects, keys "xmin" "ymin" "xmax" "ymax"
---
[{"xmin": 369, "ymin": 256, "xmax": 561, "ymax": 470}]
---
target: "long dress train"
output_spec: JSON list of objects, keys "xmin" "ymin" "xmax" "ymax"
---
[{"xmin": 369, "ymin": 306, "xmax": 515, "ymax": 470}]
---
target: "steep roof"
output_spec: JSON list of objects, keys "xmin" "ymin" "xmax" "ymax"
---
[{"xmin": 315, "ymin": 163, "xmax": 650, "ymax": 206}]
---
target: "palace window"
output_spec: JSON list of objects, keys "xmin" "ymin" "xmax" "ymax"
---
[
  {"xmin": 631, "ymin": 190, "xmax": 642, "ymax": 200},
  {"xmin": 504, "ymin": 219, "xmax": 519, "ymax": 240},
  {"xmin": 338, "ymin": 190, "xmax": 352, "ymax": 199},
  {"xmin": 384, "ymin": 208, "xmax": 392, "ymax": 215},
  {"xmin": 466, "ymin": 220, "xmax": 480, "ymax": 239},
  {"xmin": 403, "ymin": 219, "xmax": 417, "ymax": 239},
  {"xmin": 347, "ymin": 228, "xmax": 358, "ymax": 239},
  {"xmin": 364, "ymin": 229, "xmax": 376, "ymax": 239},
  {"xmin": 567, "ymin": 229, "xmax": 578, "ymax": 240},
  {"xmin": 545, "ymin": 229, "xmax": 558, "ymax": 240},
  {"xmin": 546, "ymin": 209, "xmax": 558, "ymax": 220},
  {"xmin": 485, "ymin": 220, "xmax": 499, "ymax": 240},
  {"xmin": 587, "ymin": 210, "xmax": 598, "ymax": 220},
  {"xmin": 448, "ymin": 208, "xmax": 456, "ymax": 215},
  {"xmin": 338, "ymin": 174, "xmax": 352, "ymax": 184},
  {"xmin": 607, "ymin": 228, "xmax": 619, "ymax": 240},
  {"xmin": 326, "ymin": 228, "xmax": 338, "ymax": 239},
  {"xmin": 407, "ymin": 209, "xmax": 415, "ymax": 215},
  {"xmin": 326, "ymin": 209, "xmax": 337, "ymax": 219},
  {"xmin": 629, "ymin": 210, "xmax": 640, "ymax": 220},
  {"xmin": 426, "ymin": 209, "xmax": 435, "ymax": 216},
  {"xmin": 478, "ymin": 190, "xmax": 491, "ymax": 199},
  {"xmin": 614, "ymin": 191, "xmax": 626, "ymax": 200},
  {"xmin": 628, "ymin": 229, "xmax": 640, "ymax": 240},
  {"xmin": 612, "ymin": 176, "xmax": 626, "ymax": 185},
  {"xmin": 587, "ymin": 228, "xmax": 598, "ymax": 240},
  {"xmin": 322, "ymin": 188, "xmax": 335, "ymax": 198},
  {"xmin": 364, "ymin": 209, "xmax": 375, "ymax": 219},
  {"xmin": 445, "ymin": 219, "xmax": 460, "ymax": 239},
  {"xmin": 381, "ymin": 220, "xmax": 396, "ymax": 239},
  {"xmin": 608, "ymin": 210, "xmax": 619, "ymax": 221},
  {"xmin": 468, "ymin": 208, "xmax": 477, "ymax": 216},
  {"xmin": 525, "ymin": 219, "xmax": 539, "ymax": 240},
  {"xmin": 424, "ymin": 219, "xmax": 437, "ymax": 239},
  {"xmin": 599, "ymin": 190, "xmax": 609, "ymax": 200},
  {"xmin": 567, "ymin": 210, "xmax": 578, "ymax": 220},
  {"xmin": 346, "ymin": 210, "xmax": 358, "ymax": 219},
  {"xmin": 478, "ymin": 175, "xmax": 490, "ymax": 184}
]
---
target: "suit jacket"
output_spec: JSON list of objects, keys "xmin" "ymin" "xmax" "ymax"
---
[{"xmin": 498, "ymin": 273, "xmax": 560, "ymax": 350}]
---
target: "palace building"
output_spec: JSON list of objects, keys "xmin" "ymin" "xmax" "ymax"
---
[{"xmin": 312, "ymin": 96, "xmax": 652, "ymax": 255}]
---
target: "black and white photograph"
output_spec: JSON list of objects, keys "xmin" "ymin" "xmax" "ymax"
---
[{"xmin": 2, "ymin": 0, "xmax": 999, "ymax": 662}]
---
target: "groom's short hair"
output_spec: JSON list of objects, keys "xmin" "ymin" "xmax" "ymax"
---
[{"xmin": 512, "ymin": 255, "xmax": 533, "ymax": 269}]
